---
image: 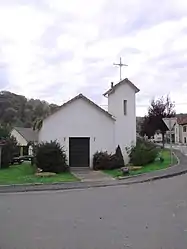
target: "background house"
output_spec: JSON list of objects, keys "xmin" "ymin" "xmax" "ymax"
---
[
  {"xmin": 38, "ymin": 78, "xmax": 140, "ymax": 168},
  {"xmin": 153, "ymin": 130, "xmax": 163, "ymax": 143},
  {"xmin": 11, "ymin": 127, "xmax": 38, "ymax": 156},
  {"xmin": 175, "ymin": 115, "xmax": 187, "ymax": 144}
]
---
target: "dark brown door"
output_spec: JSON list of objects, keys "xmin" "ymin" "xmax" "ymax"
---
[{"xmin": 69, "ymin": 137, "xmax": 90, "ymax": 167}]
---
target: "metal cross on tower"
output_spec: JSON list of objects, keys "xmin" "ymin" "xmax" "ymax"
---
[{"xmin": 113, "ymin": 57, "xmax": 128, "ymax": 81}]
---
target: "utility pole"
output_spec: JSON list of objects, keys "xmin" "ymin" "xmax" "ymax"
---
[{"xmin": 113, "ymin": 57, "xmax": 128, "ymax": 81}]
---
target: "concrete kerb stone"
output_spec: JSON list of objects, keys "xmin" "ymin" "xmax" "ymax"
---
[
  {"xmin": 118, "ymin": 150, "xmax": 187, "ymax": 185},
  {"xmin": 0, "ymin": 150, "xmax": 187, "ymax": 193},
  {"xmin": 117, "ymin": 151, "xmax": 180, "ymax": 180}
]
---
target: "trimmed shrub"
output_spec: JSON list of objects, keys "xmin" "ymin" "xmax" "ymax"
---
[
  {"xmin": 129, "ymin": 137, "xmax": 159, "ymax": 166},
  {"xmin": 93, "ymin": 151, "xmax": 111, "ymax": 170},
  {"xmin": 35, "ymin": 140, "xmax": 68, "ymax": 173},
  {"xmin": 93, "ymin": 146, "xmax": 125, "ymax": 170},
  {"xmin": 115, "ymin": 145, "xmax": 125, "ymax": 168}
]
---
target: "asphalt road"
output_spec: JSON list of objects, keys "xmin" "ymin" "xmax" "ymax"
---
[{"xmin": 1, "ymin": 174, "xmax": 187, "ymax": 249}]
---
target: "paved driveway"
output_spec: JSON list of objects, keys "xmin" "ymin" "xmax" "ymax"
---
[
  {"xmin": 1, "ymin": 174, "xmax": 187, "ymax": 249},
  {"xmin": 71, "ymin": 167, "xmax": 114, "ymax": 182}
]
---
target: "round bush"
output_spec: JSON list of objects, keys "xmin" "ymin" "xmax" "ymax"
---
[
  {"xmin": 129, "ymin": 138, "xmax": 159, "ymax": 166},
  {"xmin": 35, "ymin": 141, "xmax": 68, "ymax": 173}
]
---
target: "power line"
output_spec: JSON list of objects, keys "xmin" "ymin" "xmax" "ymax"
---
[{"xmin": 100, "ymin": 103, "xmax": 187, "ymax": 108}]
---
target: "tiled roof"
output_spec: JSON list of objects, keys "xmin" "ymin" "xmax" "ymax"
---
[
  {"xmin": 14, "ymin": 127, "xmax": 38, "ymax": 142},
  {"xmin": 177, "ymin": 114, "xmax": 187, "ymax": 125}
]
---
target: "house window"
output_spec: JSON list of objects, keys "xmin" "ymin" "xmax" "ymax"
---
[
  {"xmin": 183, "ymin": 126, "xmax": 186, "ymax": 132},
  {"xmin": 184, "ymin": 137, "xmax": 187, "ymax": 143},
  {"xmin": 123, "ymin": 100, "xmax": 127, "ymax": 115}
]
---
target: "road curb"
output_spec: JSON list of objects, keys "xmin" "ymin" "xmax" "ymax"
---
[
  {"xmin": 0, "ymin": 151, "xmax": 186, "ymax": 193},
  {"xmin": 123, "ymin": 168, "xmax": 187, "ymax": 185},
  {"xmin": 1, "ymin": 168, "xmax": 187, "ymax": 194},
  {"xmin": 117, "ymin": 151, "xmax": 180, "ymax": 180}
]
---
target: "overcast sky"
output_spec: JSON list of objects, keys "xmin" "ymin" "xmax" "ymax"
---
[{"xmin": 0, "ymin": 0, "xmax": 187, "ymax": 116}]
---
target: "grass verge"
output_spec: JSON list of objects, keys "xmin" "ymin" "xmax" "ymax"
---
[
  {"xmin": 104, "ymin": 149, "xmax": 178, "ymax": 178},
  {"xmin": 0, "ymin": 163, "xmax": 78, "ymax": 185}
]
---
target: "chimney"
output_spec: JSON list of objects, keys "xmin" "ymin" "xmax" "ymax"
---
[{"xmin": 111, "ymin": 82, "xmax": 114, "ymax": 88}]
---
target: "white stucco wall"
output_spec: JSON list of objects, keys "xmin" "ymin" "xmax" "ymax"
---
[
  {"xmin": 181, "ymin": 125, "xmax": 187, "ymax": 144},
  {"xmin": 11, "ymin": 129, "xmax": 28, "ymax": 146},
  {"xmin": 175, "ymin": 124, "xmax": 180, "ymax": 143},
  {"xmin": 174, "ymin": 123, "xmax": 187, "ymax": 144},
  {"xmin": 39, "ymin": 98, "xmax": 115, "ymax": 168},
  {"xmin": 108, "ymin": 83, "xmax": 137, "ymax": 162}
]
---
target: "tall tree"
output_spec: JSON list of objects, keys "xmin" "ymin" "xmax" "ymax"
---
[
  {"xmin": 140, "ymin": 96, "xmax": 176, "ymax": 145},
  {"xmin": 140, "ymin": 116, "xmax": 155, "ymax": 138}
]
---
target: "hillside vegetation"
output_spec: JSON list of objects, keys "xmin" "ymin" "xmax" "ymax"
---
[{"xmin": 0, "ymin": 91, "xmax": 60, "ymax": 128}]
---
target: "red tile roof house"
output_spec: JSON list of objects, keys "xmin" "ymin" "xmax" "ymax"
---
[{"xmin": 174, "ymin": 114, "xmax": 187, "ymax": 144}]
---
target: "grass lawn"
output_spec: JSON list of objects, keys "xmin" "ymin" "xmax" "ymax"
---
[
  {"xmin": 104, "ymin": 149, "xmax": 178, "ymax": 178},
  {"xmin": 0, "ymin": 163, "xmax": 78, "ymax": 185}
]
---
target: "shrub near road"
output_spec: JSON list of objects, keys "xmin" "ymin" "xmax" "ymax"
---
[
  {"xmin": 93, "ymin": 145, "xmax": 125, "ymax": 170},
  {"xmin": 104, "ymin": 137, "xmax": 177, "ymax": 178},
  {"xmin": 35, "ymin": 141, "xmax": 69, "ymax": 173},
  {"xmin": 0, "ymin": 140, "xmax": 79, "ymax": 185},
  {"xmin": 128, "ymin": 138, "xmax": 159, "ymax": 166}
]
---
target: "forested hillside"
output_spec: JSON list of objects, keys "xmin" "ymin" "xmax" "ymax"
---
[{"xmin": 0, "ymin": 91, "xmax": 60, "ymax": 128}]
